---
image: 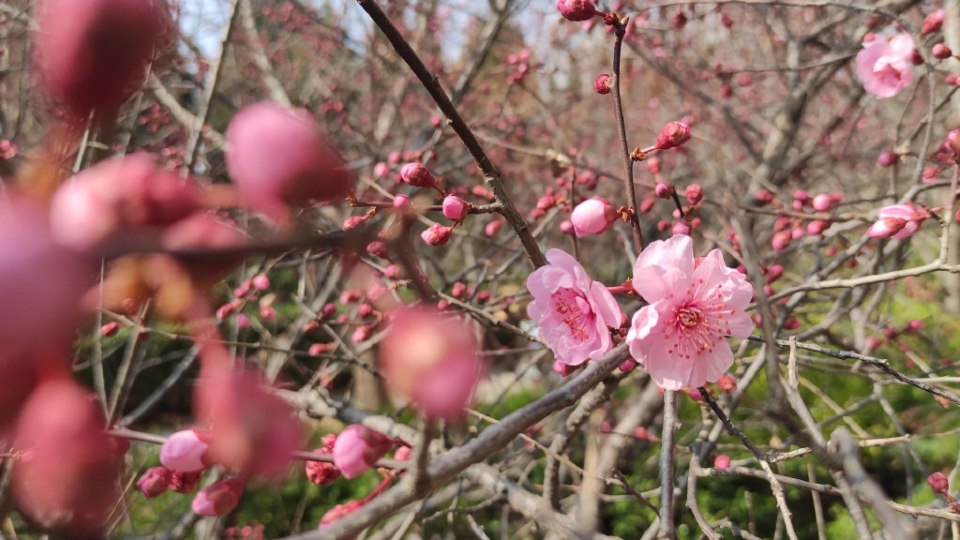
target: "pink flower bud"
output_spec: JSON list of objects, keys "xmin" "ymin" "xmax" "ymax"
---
[
  {"xmin": 392, "ymin": 193, "xmax": 412, "ymax": 210},
  {"xmin": 555, "ymin": 0, "xmax": 597, "ymax": 21},
  {"xmin": 137, "ymin": 467, "xmax": 171, "ymax": 499},
  {"xmin": 400, "ymin": 162, "xmax": 439, "ymax": 190},
  {"xmin": 442, "ymin": 195, "xmax": 469, "ymax": 221},
  {"xmin": 877, "ymin": 151, "xmax": 899, "ymax": 167},
  {"xmin": 671, "ymin": 9, "xmax": 687, "ymax": 30},
  {"xmin": 559, "ymin": 220, "xmax": 575, "ymax": 235},
  {"xmin": 867, "ymin": 217, "xmax": 908, "ymax": 239},
  {"xmin": 771, "ymin": 231, "xmax": 792, "ymax": 251},
  {"xmin": 922, "ymin": 10, "xmax": 945, "ymax": 35},
  {"xmin": 13, "ymin": 378, "xmax": 125, "ymax": 537},
  {"xmin": 929, "ymin": 472, "xmax": 950, "ymax": 495},
  {"xmin": 594, "ymin": 73, "xmax": 612, "ymax": 95},
  {"xmin": 672, "ymin": 220, "xmax": 691, "ymax": 236},
  {"xmin": 812, "ymin": 194, "xmax": 832, "ymax": 211},
  {"xmin": 380, "ymin": 307, "xmax": 484, "ymax": 419},
  {"xmin": 421, "ymin": 223, "xmax": 454, "ymax": 246},
  {"xmin": 766, "ymin": 264, "xmax": 784, "ymax": 283},
  {"xmin": 373, "ymin": 162, "xmax": 389, "ymax": 178},
  {"xmin": 192, "ymin": 478, "xmax": 244, "ymax": 516},
  {"xmin": 646, "ymin": 156, "xmax": 661, "ymax": 174},
  {"xmin": 570, "ymin": 197, "xmax": 617, "ymax": 236},
  {"xmin": 226, "ymin": 102, "xmax": 351, "ymax": 221},
  {"xmin": 807, "ymin": 219, "xmax": 830, "ymax": 236},
  {"xmin": 684, "ymin": 184, "xmax": 703, "ymax": 205},
  {"xmin": 34, "ymin": 0, "xmax": 171, "ymax": 116},
  {"xmin": 714, "ymin": 454, "xmax": 731, "ymax": 470},
  {"xmin": 793, "ymin": 190, "xmax": 809, "ymax": 203},
  {"xmin": 717, "ymin": 374, "xmax": 737, "ymax": 393},
  {"xmin": 252, "ymin": 275, "xmax": 270, "ymax": 290},
  {"xmin": 619, "ymin": 359, "xmax": 637, "ymax": 373},
  {"xmin": 320, "ymin": 500, "xmax": 365, "ymax": 530},
  {"xmin": 655, "ymin": 121, "xmax": 691, "ymax": 150},
  {"xmin": 169, "ymin": 470, "xmax": 203, "ymax": 493},
  {"xmin": 394, "ymin": 446, "xmax": 412, "ymax": 461},
  {"xmin": 160, "ymin": 429, "xmax": 210, "ymax": 473},
  {"xmin": 553, "ymin": 360, "xmax": 575, "ymax": 377},
  {"xmin": 754, "ymin": 189, "xmax": 774, "ymax": 205},
  {"xmin": 100, "ymin": 322, "xmax": 120, "ymax": 337},
  {"xmin": 332, "ymin": 425, "xmax": 393, "ymax": 479},
  {"xmin": 933, "ymin": 44, "xmax": 953, "ymax": 59},
  {"xmin": 654, "ymin": 182, "xmax": 675, "ymax": 199},
  {"xmin": 485, "ymin": 220, "xmax": 503, "ymax": 236}
]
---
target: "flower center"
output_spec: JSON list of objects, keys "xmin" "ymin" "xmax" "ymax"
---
[
  {"xmin": 874, "ymin": 57, "xmax": 906, "ymax": 86},
  {"xmin": 676, "ymin": 306, "xmax": 704, "ymax": 328},
  {"xmin": 551, "ymin": 289, "xmax": 592, "ymax": 342}
]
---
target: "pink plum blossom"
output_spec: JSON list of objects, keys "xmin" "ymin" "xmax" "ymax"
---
[
  {"xmin": 570, "ymin": 197, "xmax": 617, "ymax": 236},
  {"xmin": 380, "ymin": 307, "xmax": 484, "ymax": 419},
  {"xmin": 856, "ymin": 34, "xmax": 915, "ymax": 98},
  {"xmin": 555, "ymin": 0, "xmax": 597, "ymax": 21},
  {"xmin": 421, "ymin": 223, "xmax": 454, "ymax": 246},
  {"xmin": 160, "ymin": 429, "xmax": 210, "ymax": 472},
  {"xmin": 526, "ymin": 249, "xmax": 622, "ymax": 367},
  {"xmin": 191, "ymin": 478, "xmax": 244, "ymax": 516},
  {"xmin": 867, "ymin": 204, "xmax": 928, "ymax": 239},
  {"xmin": 442, "ymin": 195, "xmax": 469, "ymax": 221},
  {"xmin": 332, "ymin": 425, "xmax": 393, "ymax": 479},
  {"xmin": 625, "ymin": 235, "xmax": 754, "ymax": 390}
]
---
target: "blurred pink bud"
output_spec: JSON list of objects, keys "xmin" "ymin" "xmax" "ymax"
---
[
  {"xmin": 553, "ymin": 360, "xmax": 575, "ymax": 376},
  {"xmin": 555, "ymin": 0, "xmax": 597, "ymax": 21},
  {"xmin": 485, "ymin": 220, "xmax": 503, "ymax": 236},
  {"xmin": 807, "ymin": 219, "xmax": 830, "ymax": 236},
  {"xmin": 394, "ymin": 446, "xmax": 412, "ymax": 461},
  {"xmin": 793, "ymin": 190, "xmax": 809, "ymax": 203},
  {"xmin": 252, "ymin": 275, "xmax": 270, "ymax": 290},
  {"xmin": 594, "ymin": 73, "xmax": 612, "ymax": 94},
  {"xmin": 226, "ymin": 102, "xmax": 351, "ymax": 221},
  {"xmin": 400, "ymin": 162, "xmax": 439, "ymax": 190},
  {"xmin": 754, "ymin": 189, "xmax": 774, "ymax": 205},
  {"xmin": 714, "ymin": 454, "xmax": 731, "ymax": 470},
  {"xmin": 570, "ymin": 197, "xmax": 617, "ymax": 236},
  {"xmin": 195, "ymin": 363, "xmax": 303, "ymax": 479},
  {"xmin": 421, "ymin": 223, "xmax": 454, "ymax": 246},
  {"xmin": 332, "ymin": 425, "xmax": 393, "ymax": 479},
  {"xmin": 169, "ymin": 470, "xmax": 203, "ymax": 493},
  {"xmin": 451, "ymin": 282, "xmax": 466, "ymax": 298},
  {"xmin": 867, "ymin": 217, "xmax": 908, "ymax": 238},
  {"xmin": 13, "ymin": 378, "xmax": 124, "ymax": 538},
  {"xmin": 922, "ymin": 10, "xmax": 945, "ymax": 35},
  {"xmin": 933, "ymin": 44, "xmax": 953, "ymax": 59},
  {"xmin": 684, "ymin": 184, "xmax": 703, "ymax": 205},
  {"xmin": 442, "ymin": 196, "xmax": 469, "ymax": 221},
  {"xmin": 137, "ymin": 466, "xmax": 171, "ymax": 499},
  {"xmin": 351, "ymin": 325, "xmax": 373, "ymax": 344},
  {"xmin": 766, "ymin": 264, "xmax": 784, "ymax": 283},
  {"xmin": 559, "ymin": 220, "xmax": 575, "ymax": 235},
  {"xmin": 646, "ymin": 156, "xmax": 661, "ymax": 174},
  {"xmin": 34, "ymin": 0, "xmax": 170, "ymax": 116},
  {"xmin": 671, "ymin": 9, "xmax": 687, "ymax": 29},
  {"xmin": 717, "ymin": 374, "xmax": 737, "ymax": 393},
  {"xmin": 619, "ymin": 359, "xmax": 637, "ymax": 373},
  {"xmin": 672, "ymin": 220, "xmax": 691, "ymax": 236},
  {"xmin": 929, "ymin": 472, "xmax": 950, "ymax": 494},
  {"xmin": 392, "ymin": 194, "xmax": 412, "ymax": 210},
  {"xmin": 654, "ymin": 182, "xmax": 675, "ymax": 199},
  {"xmin": 373, "ymin": 162, "xmax": 389, "ymax": 178},
  {"xmin": 783, "ymin": 316, "xmax": 801, "ymax": 330},
  {"xmin": 877, "ymin": 151, "xmax": 900, "ymax": 167},
  {"xmin": 655, "ymin": 121, "xmax": 691, "ymax": 150},
  {"xmin": 639, "ymin": 197, "xmax": 656, "ymax": 212},
  {"xmin": 100, "ymin": 322, "xmax": 120, "ymax": 337},
  {"xmin": 812, "ymin": 194, "xmax": 832, "ymax": 212},
  {"xmin": 380, "ymin": 307, "xmax": 484, "ymax": 419},
  {"xmin": 160, "ymin": 429, "xmax": 210, "ymax": 472},
  {"xmin": 771, "ymin": 231, "xmax": 792, "ymax": 251},
  {"xmin": 192, "ymin": 478, "xmax": 244, "ymax": 516},
  {"xmin": 308, "ymin": 343, "xmax": 328, "ymax": 356},
  {"xmin": 320, "ymin": 500, "xmax": 365, "ymax": 530},
  {"xmin": 388, "ymin": 152, "xmax": 402, "ymax": 164}
]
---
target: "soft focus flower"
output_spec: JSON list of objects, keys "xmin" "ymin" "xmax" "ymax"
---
[
  {"xmin": 625, "ymin": 235, "xmax": 754, "ymax": 390},
  {"xmin": 332, "ymin": 425, "xmax": 393, "ymax": 479},
  {"xmin": 922, "ymin": 9, "xmax": 945, "ymax": 35},
  {"xmin": 555, "ymin": 0, "xmax": 597, "ymax": 21},
  {"xmin": 655, "ymin": 121, "xmax": 692, "ymax": 150},
  {"xmin": 13, "ymin": 378, "xmax": 125, "ymax": 538},
  {"xmin": 526, "ymin": 249, "xmax": 622, "ymax": 367},
  {"xmin": 34, "ymin": 0, "xmax": 170, "ymax": 116},
  {"xmin": 421, "ymin": 223, "xmax": 454, "ymax": 246},
  {"xmin": 442, "ymin": 195, "xmax": 469, "ymax": 221},
  {"xmin": 380, "ymin": 307, "xmax": 484, "ymax": 419},
  {"xmin": 867, "ymin": 204, "xmax": 928, "ymax": 239},
  {"xmin": 812, "ymin": 194, "xmax": 832, "ymax": 212},
  {"xmin": 714, "ymin": 455, "xmax": 732, "ymax": 470},
  {"xmin": 192, "ymin": 478, "xmax": 244, "ymax": 517},
  {"xmin": 137, "ymin": 467, "xmax": 171, "ymax": 498},
  {"xmin": 856, "ymin": 34, "xmax": 914, "ymax": 98},
  {"xmin": 160, "ymin": 429, "xmax": 210, "ymax": 473},
  {"xmin": 877, "ymin": 151, "xmax": 900, "ymax": 167},
  {"xmin": 226, "ymin": 102, "xmax": 351, "ymax": 221},
  {"xmin": 933, "ymin": 44, "xmax": 953, "ymax": 59},
  {"xmin": 570, "ymin": 197, "xmax": 617, "ymax": 236},
  {"xmin": 194, "ymin": 359, "xmax": 303, "ymax": 479}
]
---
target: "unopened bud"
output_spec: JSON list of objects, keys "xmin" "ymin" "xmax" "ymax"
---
[
  {"xmin": 594, "ymin": 73, "xmax": 612, "ymax": 95},
  {"xmin": 555, "ymin": 0, "xmax": 597, "ymax": 21},
  {"xmin": 654, "ymin": 182, "xmax": 675, "ymax": 199},
  {"xmin": 933, "ymin": 44, "xmax": 953, "ymax": 59},
  {"xmin": 921, "ymin": 9, "xmax": 945, "ymax": 35},
  {"xmin": 655, "ymin": 121, "xmax": 691, "ymax": 150},
  {"xmin": 400, "ymin": 162, "xmax": 439, "ymax": 190},
  {"xmin": 420, "ymin": 223, "xmax": 454, "ymax": 246},
  {"xmin": 929, "ymin": 472, "xmax": 950, "ymax": 495},
  {"xmin": 442, "ymin": 195, "xmax": 469, "ymax": 221},
  {"xmin": 684, "ymin": 184, "xmax": 703, "ymax": 205},
  {"xmin": 877, "ymin": 151, "xmax": 899, "ymax": 167}
]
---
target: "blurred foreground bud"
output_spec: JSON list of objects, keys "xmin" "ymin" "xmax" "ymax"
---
[
  {"xmin": 655, "ymin": 121, "xmax": 691, "ymax": 150},
  {"xmin": 195, "ymin": 361, "xmax": 303, "ymax": 479},
  {"xmin": 192, "ymin": 478, "xmax": 244, "ymax": 516},
  {"xmin": 400, "ymin": 162, "xmax": 439, "ymax": 190},
  {"xmin": 137, "ymin": 467, "xmax": 171, "ymax": 498},
  {"xmin": 555, "ymin": 0, "xmax": 597, "ymax": 21},
  {"xmin": 226, "ymin": 102, "xmax": 351, "ymax": 221},
  {"xmin": 34, "ymin": 0, "xmax": 170, "ymax": 117},
  {"xmin": 877, "ymin": 151, "xmax": 899, "ymax": 167},
  {"xmin": 332, "ymin": 425, "xmax": 393, "ymax": 479},
  {"xmin": 13, "ymin": 378, "xmax": 124, "ymax": 538},
  {"xmin": 929, "ymin": 472, "xmax": 950, "ymax": 495},
  {"xmin": 380, "ymin": 307, "xmax": 484, "ymax": 419},
  {"xmin": 319, "ymin": 500, "xmax": 365, "ymax": 531},
  {"xmin": 714, "ymin": 455, "xmax": 731, "ymax": 470},
  {"xmin": 921, "ymin": 10, "xmax": 945, "ymax": 35},
  {"xmin": 160, "ymin": 429, "xmax": 210, "ymax": 472},
  {"xmin": 570, "ymin": 197, "xmax": 617, "ymax": 236}
]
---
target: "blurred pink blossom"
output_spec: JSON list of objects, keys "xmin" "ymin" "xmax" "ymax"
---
[
  {"xmin": 856, "ymin": 34, "xmax": 914, "ymax": 98},
  {"xmin": 192, "ymin": 478, "xmax": 245, "ymax": 516},
  {"xmin": 136, "ymin": 467, "xmax": 171, "ymax": 499},
  {"xmin": 332, "ymin": 425, "xmax": 393, "ymax": 479},
  {"xmin": 526, "ymin": 249, "xmax": 622, "ymax": 367},
  {"xmin": 625, "ymin": 235, "xmax": 754, "ymax": 390},
  {"xmin": 867, "ymin": 204, "xmax": 928, "ymax": 239},
  {"xmin": 160, "ymin": 429, "xmax": 210, "ymax": 473}
]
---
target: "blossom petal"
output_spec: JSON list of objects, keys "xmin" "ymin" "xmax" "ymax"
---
[{"xmin": 633, "ymin": 236, "xmax": 694, "ymax": 302}]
